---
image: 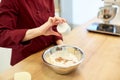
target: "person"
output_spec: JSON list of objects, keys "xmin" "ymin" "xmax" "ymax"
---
[{"xmin": 0, "ymin": 0, "xmax": 66, "ymax": 65}]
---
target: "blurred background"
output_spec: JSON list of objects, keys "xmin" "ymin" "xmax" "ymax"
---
[{"xmin": 55, "ymin": 0, "xmax": 103, "ymax": 28}]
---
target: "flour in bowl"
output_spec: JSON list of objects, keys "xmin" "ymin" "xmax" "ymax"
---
[{"xmin": 48, "ymin": 51, "xmax": 79, "ymax": 67}]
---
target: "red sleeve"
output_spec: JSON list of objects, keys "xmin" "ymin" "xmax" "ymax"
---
[
  {"xmin": 0, "ymin": 0, "xmax": 27, "ymax": 48},
  {"xmin": 0, "ymin": 29, "xmax": 27, "ymax": 47}
]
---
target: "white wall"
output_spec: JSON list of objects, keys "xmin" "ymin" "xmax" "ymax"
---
[
  {"xmin": 60, "ymin": 0, "xmax": 104, "ymax": 25},
  {"xmin": 60, "ymin": 0, "xmax": 73, "ymax": 24},
  {"xmin": 73, "ymin": 0, "xmax": 104, "ymax": 24}
]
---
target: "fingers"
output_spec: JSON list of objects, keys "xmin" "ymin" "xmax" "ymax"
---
[
  {"xmin": 51, "ymin": 31, "xmax": 61, "ymax": 36},
  {"xmin": 54, "ymin": 16, "xmax": 66, "ymax": 23},
  {"xmin": 48, "ymin": 16, "xmax": 66, "ymax": 25},
  {"xmin": 48, "ymin": 27, "xmax": 61, "ymax": 36}
]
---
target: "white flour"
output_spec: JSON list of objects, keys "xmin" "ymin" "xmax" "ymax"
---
[{"xmin": 47, "ymin": 51, "xmax": 79, "ymax": 67}]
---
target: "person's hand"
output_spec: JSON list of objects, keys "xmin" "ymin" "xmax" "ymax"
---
[
  {"xmin": 46, "ymin": 16, "xmax": 66, "ymax": 27},
  {"xmin": 22, "ymin": 17, "xmax": 66, "ymax": 42},
  {"xmin": 40, "ymin": 16, "xmax": 66, "ymax": 36},
  {"xmin": 56, "ymin": 39, "xmax": 64, "ymax": 45}
]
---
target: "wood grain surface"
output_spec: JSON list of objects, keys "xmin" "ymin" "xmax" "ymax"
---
[{"xmin": 0, "ymin": 18, "xmax": 120, "ymax": 80}]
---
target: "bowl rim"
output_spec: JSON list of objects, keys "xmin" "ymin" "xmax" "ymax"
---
[{"xmin": 42, "ymin": 45, "xmax": 85, "ymax": 68}]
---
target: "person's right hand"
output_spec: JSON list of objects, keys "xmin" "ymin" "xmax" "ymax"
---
[
  {"xmin": 22, "ymin": 17, "xmax": 66, "ymax": 42},
  {"xmin": 40, "ymin": 16, "xmax": 66, "ymax": 36}
]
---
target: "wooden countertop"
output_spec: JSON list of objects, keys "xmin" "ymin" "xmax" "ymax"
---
[{"xmin": 1, "ymin": 18, "xmax": 120, "ymax": 80}]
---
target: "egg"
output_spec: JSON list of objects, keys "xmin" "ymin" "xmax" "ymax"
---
[{"xmin": 57, "ymin": 23, "xmax": 71, "ymax": 35}]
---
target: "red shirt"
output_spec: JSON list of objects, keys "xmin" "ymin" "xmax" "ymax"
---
[{"xmin": 0, "ymin": 0, "xmax": 62, "ymax": 65}]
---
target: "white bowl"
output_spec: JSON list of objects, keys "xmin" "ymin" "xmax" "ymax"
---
[{"xmin": 42, "ymin": 45, "xmax": 85, "ymax": 74}]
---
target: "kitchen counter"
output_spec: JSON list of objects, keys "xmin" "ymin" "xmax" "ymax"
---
[{"xmin": 1, "ymin": 17, "xmax": 120, "ymax": 80}]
